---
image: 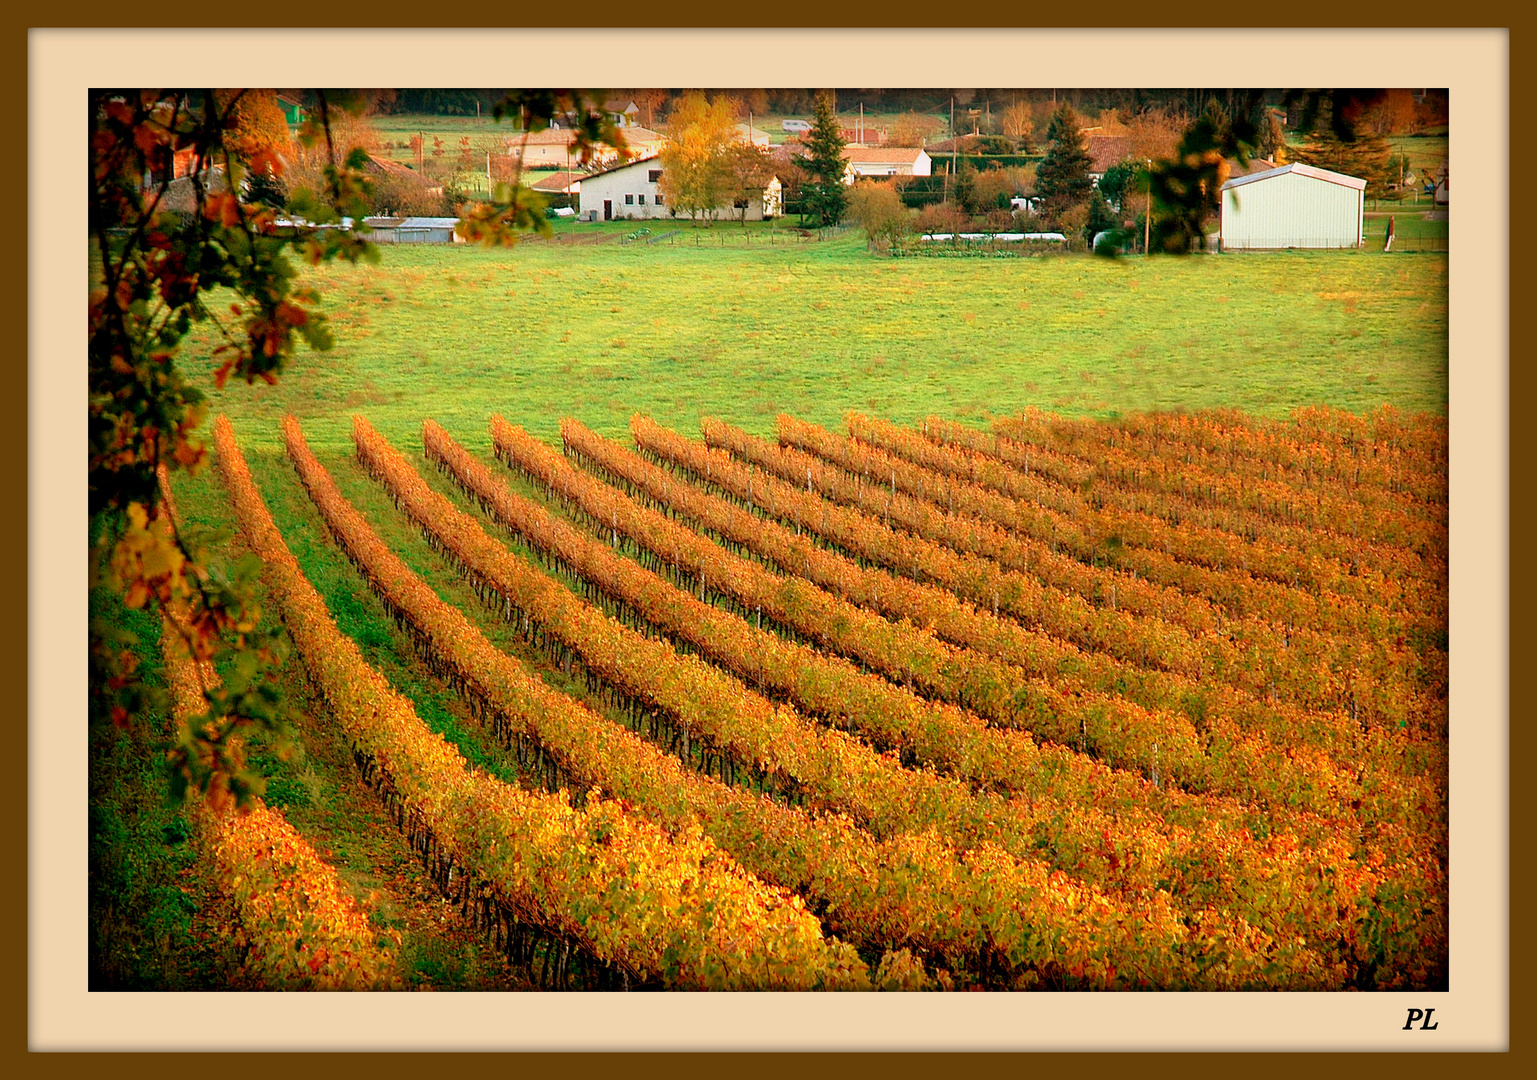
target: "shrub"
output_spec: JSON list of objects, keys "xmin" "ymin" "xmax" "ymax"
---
[
  {"xmin": 847, "ymin": 181, "xmax": 913, "ymax": 251},
  {"xmin": 914, "ymin": 202, "xmax": 971, "ymax": 236}
]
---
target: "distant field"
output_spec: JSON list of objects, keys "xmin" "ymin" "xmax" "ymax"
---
[
  {"xmin": 181, "ymin": 228, "xmax": 1449, "ymax": 459},
  {"xmin": 1385, "ymin": 133, "xmax": 1449, "ymax": 182}
]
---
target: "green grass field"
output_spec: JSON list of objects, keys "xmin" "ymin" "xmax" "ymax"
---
[{"xmin": 183, "ymin": 229, "xmax": 1448, "ymax": 461}]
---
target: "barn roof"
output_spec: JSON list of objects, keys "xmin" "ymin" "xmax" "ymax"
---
[
  {"xmin": 1221, "ymin": 162, "xmax": 1367, "ymax": 192},
  {"xmin": 363, "ymin": 216, "xmax": 459, "ymax": 228}
]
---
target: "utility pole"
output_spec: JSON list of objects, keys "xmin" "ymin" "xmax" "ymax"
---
[{"xmin": 1144, "ymin": 159, "xmax": 1153, "ymax": 255}]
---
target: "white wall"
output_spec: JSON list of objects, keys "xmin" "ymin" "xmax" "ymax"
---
[
  {"xmin": 1221, "ymin": 170, "xmax": 1364, "ymax": 250},
  {"xmin": 577, "ymin": 161, "xmax": 671, "ymax": 220},
  {"xmin": 578, "ymin": 161, "xmax": 780, "ymax": 222}
]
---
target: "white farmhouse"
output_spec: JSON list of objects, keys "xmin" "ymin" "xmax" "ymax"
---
[
  {"xmin": 1219, "ymin": 162, "xmax": 1367, "ymax": 251},
  {"xmin": 577, "ymin": 153, "xmax": 782, "ymax": 222},
  {"xmin": 840, "ymin": 146, "xmax": 932, "ymax": 182}
]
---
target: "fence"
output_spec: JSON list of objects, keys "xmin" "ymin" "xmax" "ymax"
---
[
  {"xmin": 561, "ymin": 224, "xmax": 840, "ymax": 249},
  {"xmin": 1220, "ymin": 236, "xmax": 1448, "ymax": 253},
  {"xmin": 1378, "ymin": 235, "xmax": 1449, "ymax": 253}
]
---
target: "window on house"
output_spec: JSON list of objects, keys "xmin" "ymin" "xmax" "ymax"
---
[
  {"xmin": 734, "ymin": 198, "xmax": 749, "ymax": 209},
  {"xmin": 648, "ymin": 169, "xmax": 662, "ymax": 183},
  {"xmin": 654, "ymin": 192, "xmax": 664, "ymax": 205},
  {"xmin": 638, "ymin": 194, "xmax": 646, "ymax": 205},
  {"xmin": 625, "ymin": 194, "xmax": 634, "ymax": 205}
]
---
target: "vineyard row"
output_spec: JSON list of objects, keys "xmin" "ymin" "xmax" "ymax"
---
[
  {"xmin": 566, "ymin": 418, "xmax": 1444, "ymax": 819},
  {"xmin": 157, "ymin": 474, "xmax": 401, "ymax": 990},
  {"xmin": 355, "ymin": 415, "xmax": 1349, "ymax": 989},
  {"xmin": 985, "ymin": 406, "xmax": 1448, "ymax": 515},
  {"xmin": 806, "ymin": 413, "xmax": 1445, "ymax": 615},
  {"xmin": 216, "ymin": 414, "xmax": 869, "ymax": 991},
  {"xmin": 711, "ymin": 417, "xmax": 1442, "ymax": 655},
  {"xmin": 629, "ymin": 415, "xmax": 1443, "ymax": 743}
]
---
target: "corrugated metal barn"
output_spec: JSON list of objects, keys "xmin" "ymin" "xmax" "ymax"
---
[
  {"xmin": 1219, "ymin": 163, "xmax": 1366, "ymax": 251},
  {"xmin": 361, "ymin": 216, "xmax": 462, "ymax": 244}
]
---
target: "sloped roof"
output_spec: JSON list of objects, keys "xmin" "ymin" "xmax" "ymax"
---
[
  {"xmin": 508, "ymin": 128, "xmax": 585, "ymax": 146},
  {"xmin": 530, "ymin": 171, "xmax": 584, "ymax": 192},
  {"xmin": 769, "ymin": 144, "xmax": 808, "ymax": 176},
  {"xmin": 577, "ymin": 151, "xmax": 663, "ymax": 182},
  {"xmin": 841, "ymin": 146, "xmax": 929, "ymax": 164},
  {"xmin": 365, "ymin": 155, "xmax": 434, "ymax": 186},
  {"xmin": 1087, "ymin": 135, "xmax": 1134, "ymax": 174},
  {"xmin": 1221, "ymin": 161, "xmax": 1367, "ymax": 192}
]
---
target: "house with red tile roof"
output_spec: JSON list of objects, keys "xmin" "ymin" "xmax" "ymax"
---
[
  {"xmin": 1086, "ymin": 135, "xmax": 1134, "ymax": 186},
  {"xmin": 603, "ymin": 99, "xmax": 641, "ymax": 127}
]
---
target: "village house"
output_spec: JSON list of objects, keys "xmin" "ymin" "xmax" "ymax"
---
[
  {"xmin": 735, "ymin": 123, "xmax": 773, "ymax": 147},
  {"xmin": 841, "ymin": 146, "xmax": 932, "ymax": 182},
  {"xmin": 502, "ymin": 126, "xmax": 664, "ymax": 170},
  {"xmin": 576, "ymin": 153, "xmax": 781, "ymax": 222},
  {"xmin": 603, "ymin": 99, "xmax": 641, "ymax": 128},
  {"xmin": 1086, "ymin": 135, "xmax": 1133, "ymax": 188},
  {"xmin": 840, "ymin": 122, "xmax": 886, "ymax": 145}
]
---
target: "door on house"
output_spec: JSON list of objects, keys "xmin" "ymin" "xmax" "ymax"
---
[{"xmin": 603, "ymin": 200, "xmax": 612, "ymax": 221}]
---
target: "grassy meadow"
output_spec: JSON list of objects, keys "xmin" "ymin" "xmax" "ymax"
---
[{"xmin": 185, "ymin": 228, "xmax": 1448, "ymax": 461}]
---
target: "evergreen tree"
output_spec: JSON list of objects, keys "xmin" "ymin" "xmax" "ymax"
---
[
  {"xmin": 1034, "ymin": 103, "xmax": 1093, "ymax": 216},
  {"xmin": 1248, "ymin": 101, "xmax": 1286, "ymax": 162},
  {"xmin": 1293, "ymin": 95, "xmax": 1393, "ymax": 199},
  {"xmin": 799, "ymin": 93, "xmax": 848, "ymax": 227}
]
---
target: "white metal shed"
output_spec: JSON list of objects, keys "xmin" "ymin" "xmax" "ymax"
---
[{"xmin": 1219, "ymin": 163, "xmax": 1366, "ymax": 251}]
